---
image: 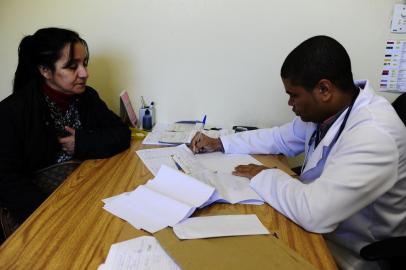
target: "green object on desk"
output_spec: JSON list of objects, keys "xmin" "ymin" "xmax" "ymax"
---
[{"xmin": 130, "ymin": 127, "xmax": 148, "ymax": 140}]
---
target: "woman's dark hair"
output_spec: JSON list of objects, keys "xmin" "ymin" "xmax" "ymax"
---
[
  {"xmin": 280, "ymin": 35, "xmax": 357, "ymax": 93},
  {"xmin": 13, "ymin": 27, "xmax": 88, "ymax": 92}
]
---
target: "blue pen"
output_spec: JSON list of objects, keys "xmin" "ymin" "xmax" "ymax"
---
[
  {"xmin": 171, "ymin": 155, "xmax": 184, "ymax": 172},
  {"xmin": 202, "ymin": 115, "xmax": 207, "ymax": 128}
]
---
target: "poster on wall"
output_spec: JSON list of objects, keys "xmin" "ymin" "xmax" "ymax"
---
[{"xmin": 379, "ymin": 40, "xmax": 406, "ymax": 92}]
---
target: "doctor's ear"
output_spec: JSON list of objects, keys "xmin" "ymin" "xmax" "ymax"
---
[
  {"xmin": 316, "ymin": 79, "xmax": 334, "ymax": 101},
  {"xmin": 38, "ymin": 66, "xmax": 52, "ymax": 80}
]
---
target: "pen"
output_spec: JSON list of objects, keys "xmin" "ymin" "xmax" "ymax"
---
[
  {"xmin": 141, "ymin": 96, "xmax": 147, "ymax": 108},
  {"xmin": 202, "ymin": 115, "xmax": 206, "ymax": 128},
  {"xmin": 171, "ymin": 155, "xmax": 184, "ymax": 172}
]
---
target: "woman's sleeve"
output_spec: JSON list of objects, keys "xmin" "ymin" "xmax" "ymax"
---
[
  {"xmin": 0, "ymin": 102, "xmax": 47, "ymax": 222},
  {"xmin": 74, "ymin": 89, "xmax": 131, "ymax": 159}
]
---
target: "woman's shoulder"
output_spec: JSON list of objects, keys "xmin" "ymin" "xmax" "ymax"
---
[
  {"xmin": 0, "ymin": 83, "xmax": 46, "ymax": 121},
  {"xmin": 0, "ymin": 91, "xmax": 26, "ymax": 112},
  {"xmin": 80, "ymin": 86, "xmax": 102, "ymax": 100}
]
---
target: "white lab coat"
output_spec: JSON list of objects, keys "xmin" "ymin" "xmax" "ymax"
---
[{"xmin": 220, "ymin": 81, "xmax": 406, "ymax": 270}]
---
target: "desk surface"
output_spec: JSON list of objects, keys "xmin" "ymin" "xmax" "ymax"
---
[{"xmin": 0, "ymin": 140, "xmax": 337, "ymax": 270}]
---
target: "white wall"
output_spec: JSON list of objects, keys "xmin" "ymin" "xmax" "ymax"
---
[{"xmin": 0, "ymin": 0, "xmax": 403, "ymax": 127}]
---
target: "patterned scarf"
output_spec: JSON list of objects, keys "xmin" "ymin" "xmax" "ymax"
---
[{"xmin": 43, "ymin": 94, "xmax": 82, "ymax": 163}]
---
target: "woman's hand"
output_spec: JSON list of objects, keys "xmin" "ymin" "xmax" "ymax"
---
[{"xmin": 58, "ymin": 126, "xmax": 76, "ymax": 155}]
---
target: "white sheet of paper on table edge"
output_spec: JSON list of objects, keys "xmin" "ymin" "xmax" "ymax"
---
[{"xmin": 173, "ymin": 214, "xmax": 269, "ymax": 239}]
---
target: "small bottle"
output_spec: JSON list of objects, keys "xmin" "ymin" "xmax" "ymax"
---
[
  {"xmin": 142, "ymin": 109, "xmax": 152, "ymax": 131},
  {"xmin": 150, "ymin": 101, "xmax": 156, "ymax": 126}
]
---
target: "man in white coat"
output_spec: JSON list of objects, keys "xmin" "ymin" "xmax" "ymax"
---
[{"xmin": 190, "ymin": 36, "xmax": 406, "ymax": 270}]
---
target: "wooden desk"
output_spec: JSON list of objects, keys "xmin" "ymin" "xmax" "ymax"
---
[{"xmin": 0, "ymin": 140, "xmax": 337, "ymax": 270}]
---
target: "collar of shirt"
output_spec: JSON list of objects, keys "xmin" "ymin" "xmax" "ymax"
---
[
  {"xmin": 41, "ymin": 84, "xmax": 74, "ymax": 112},
  {"xmin": 315, "ymin": 108, "xmax": 346, "ymax": 147}
]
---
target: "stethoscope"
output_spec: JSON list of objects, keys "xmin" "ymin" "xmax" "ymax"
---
[{"xmin": 300, "ymin": 89, "xmax": 359, "ymax": 176}]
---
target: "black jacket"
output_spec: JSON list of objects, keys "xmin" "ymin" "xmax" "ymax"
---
[{"xmin": 0, "ymin": 83, "xmax": 131, "ymax": 221}]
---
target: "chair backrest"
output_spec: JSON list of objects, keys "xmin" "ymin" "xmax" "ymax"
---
[
  {"xmin": 360, "ymin": 236, "xmax": 406, "ymax": 270},
  {"xmin": 392, "ymin": 93, "xmax": 406, "ymax": 126},
  {"xmin": 32, "ymin": 160, "xmax": 82, "ymax": 195}
]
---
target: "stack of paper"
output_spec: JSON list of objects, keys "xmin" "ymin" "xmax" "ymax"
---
[
  {"xmin": 98, "ymin": 236, "xmax": 180, "ymax": 270},
  {"xmin": 142, "ymin": 123, "xmax": 234, "ymax": 145},
  {"xmin": 103, "ymin": 165, "xmax": 215, "ymax": 233},
  {"xmin": 136, "ymin": 144, "xmax": 264, "ymax": 205}
]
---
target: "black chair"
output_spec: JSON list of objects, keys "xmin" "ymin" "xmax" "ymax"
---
[
  {"xmin": 360, "ymin": 236, "xmax": 406, "ymax": 270},
  {"xmin": 392, "ymin": 93, "xmax": 406, "ymax": 126},
  {"xmin": 1, "ymin": 160, "xmax": 81, "ymax": 244}
]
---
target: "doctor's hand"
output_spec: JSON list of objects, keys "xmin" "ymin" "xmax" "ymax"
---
[
  {"xmin": 58, "ymin": 126, "xmax": 76, "ymax": 155},
  {"xmin": 232, "ymin": 164, "xmax": 274, "ymax": 179},
  {"xmin": 189, "ymin": 132, "xmax": 222, "ymax": 154}
]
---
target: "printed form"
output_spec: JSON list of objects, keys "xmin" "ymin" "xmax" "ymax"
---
[
  {"xmin": 98, "ymin": 236, "xmax": 180, "ymax": 270},
  {"xmin": 136, "ymin": 144, "xmax": 264, "ymax": 205}
]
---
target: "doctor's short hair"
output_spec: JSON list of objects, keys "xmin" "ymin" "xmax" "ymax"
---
[{"xmin": 280, "ymin": 35, "xmax": 357, "ymax": 93}]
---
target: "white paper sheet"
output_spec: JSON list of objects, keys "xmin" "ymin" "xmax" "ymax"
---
[
  {"xmin": 136, "ymin": 146, "xmax": 186, "ymax": 175},
  {"xmin": 141, "ymin": 123, "xmax": 234, "ymax": 145},
  {"xmin": 147, "ymin": 165, "xmax": 215, "ymax": 207},
  {"xmin": 143, "ymin": 132, "xmax": 174, "ymax": 146},
  {"xmin": 202, "ymin": 172, "xmax": 263, "ymax": 205},
  {"xmin": 194, "ymin": 152, "xmax": 262, "ymax": 173},
  {"xmin": 103, "ymin": 165, "xmax": 215, "ymax": 233},
  {"xmin": 166, "ymin": 123, "xmax": 200, "ymax": 132},
  {"xmin": 173, "ymin": 215, "xmax": 269, "ymax": 239},
  {"xmin": 157, "ymin": 131, "xmax": 196, "ymax": 144},
  {"xmin": 100, "ymin": 236, "xmax": 180, "ymax": 270},
  {"xmin": 136, "ymin": 145, "xmax": 264, "ymax": 205}
]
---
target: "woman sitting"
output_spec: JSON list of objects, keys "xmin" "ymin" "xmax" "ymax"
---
[{"xmin": 0, "ymin": 28, "xmax": 131, "ymax": 237}]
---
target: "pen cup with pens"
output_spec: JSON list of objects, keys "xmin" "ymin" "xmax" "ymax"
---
[{"xmin": 139, "ymin": 96, "xmax": 156, "ymax": 131}]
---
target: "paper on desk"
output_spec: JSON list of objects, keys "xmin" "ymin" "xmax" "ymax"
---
[
  {"xmin": 166, "ymin": 123, "xmax": 200, "ymax": 132},
  {"xmin": 137, "ymin": 145, "xmax": 264, "ymax": 205},
  {"xmin": 142, "ymin": 123, "xmax": 196, "ymax": 145},
  {"xmin": 103, "ymin": 193, "xmax": 143, "ymax": 230},
  {"xmin": 102, "ymin": 192, "xmax": 130, "ymax": 204},
  {"xmin": 147, "ymin": 165, "xmax": 215, "ymax": 207},
  {"xmin": 100, "ymin": 236, "xmax": 180, "ymax": 270},
  {"xmin": 158, "ymin": 130, "xmax": 196, "ymax": 144},
  {"xmin": 136, "ymin": 145, "xmax": 190, "ymax": 175},
  {"xmin": 194, "ymin": 151, "xmax": 262, "ymax": 173},
  {"xmin": 142, "ymin": 122, "xmax": 234, "ymax": 145},
  {"xmin": 142, "ymin": 132, "xmax": 174, "ymax": 146},
  {"xmin": 173, "ymin": 215, "xmax": 269, "ymax": 240},
  {"xmin": 192, "ymin": 171, "xmax": 263, "ymax": 205},
  {"xmin": 141, "ymin": 123, "xmax": 173, "ymax": 145},
  {"xmin": 137, "ymin": 144, "xmax": 260, "ymax": 175},
  {"xmin": 103, "ymin": 165, "xmax": 215, "ymax": 233}
]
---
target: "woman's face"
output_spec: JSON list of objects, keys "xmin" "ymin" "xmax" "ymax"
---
[{"xmin": 41, "ymin": 42, "xmax": 89, "ymax": 95}]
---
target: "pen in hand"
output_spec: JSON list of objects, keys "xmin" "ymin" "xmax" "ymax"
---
[
  {"xmin": 190, "ymin": 132, "xmax": 203, "ymax": 154},
  {"xmin": 202, "ymin": 115, "xmax": 206, "ymax": 128},
  {"xmin": 190, "ymin": 132, "xmax": 222, "ymax": 154}
]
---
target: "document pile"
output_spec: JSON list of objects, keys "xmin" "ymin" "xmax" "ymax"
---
[
  {"xmin": 98, "ymin": 236, "xmax": 180, "ymax": 270},
  {"xmin": 103, "ymin": 165, "xmax": 215, "ymax": 233},
  {"xmin": 103, "ymin": 145, "xmax": 266, "ymax": 233},
  {"xmin": 136, "ymin": 144, "xmax": 264, "ymax": 205},
  {"xmin": 142, "ymin": 123, "xmax": 234, "ymax": 145}
]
